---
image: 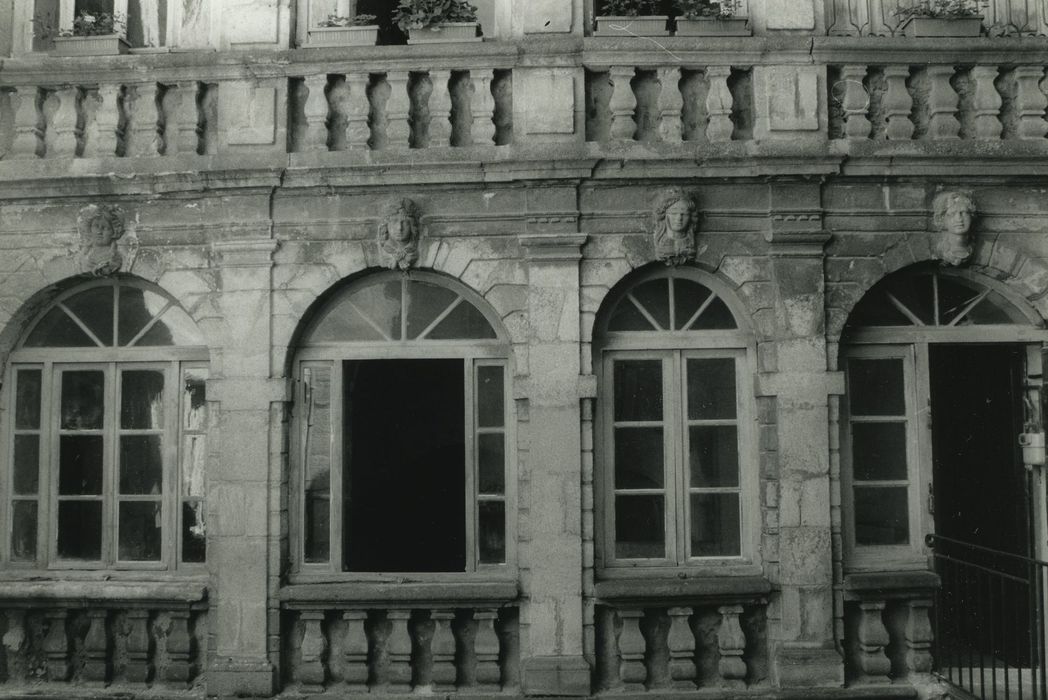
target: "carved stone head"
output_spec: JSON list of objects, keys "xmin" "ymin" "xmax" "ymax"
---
[
  {"xmin": 77, "ymin": 204, "xmax": 126, "ymax": 276},
  {"xmin": 652, "ymin": 187, "xmax": 699, "ymax": 266},
  {"xmin": 378, "ymin": 198, "xmax": 421, "ymax": 270},
  {"xmin": 932, "ymin": 190, "xmax": 976, "ymax": 267}
]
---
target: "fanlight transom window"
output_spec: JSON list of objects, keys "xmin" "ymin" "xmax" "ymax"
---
[{"xmin": 604, "ymin": 275, "xmax": 738, "ymax": 333}]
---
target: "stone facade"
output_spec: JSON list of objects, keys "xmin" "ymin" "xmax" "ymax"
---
[{"xmin": 0, "ymin": 1, "xmax": 1046, "ymax": 698}]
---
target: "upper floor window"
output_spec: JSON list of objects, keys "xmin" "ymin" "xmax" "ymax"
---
[
  {"xmin": 27, "ymin": 0, "xmax": 194, "ymax": 52},
  {"xmin": 594, "ymin": 267, "xmax": 756, "ymax": 570},
  {"xmin": 293, "ymin": 272, "xmax": 512, "ymax": 576},
  {"xmin": 2, "ymin": 278, "xmax": 209, "ymax": 570}
]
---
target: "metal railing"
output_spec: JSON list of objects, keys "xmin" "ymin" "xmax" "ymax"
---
[{"xmin": 929, "ymin": 533, "xmax": 1048, "ymax": 700}]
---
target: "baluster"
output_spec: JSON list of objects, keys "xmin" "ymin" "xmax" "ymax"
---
[
  {"xmin": 666, "ymin": 606, "xmax": 696, "ymax": 688},
  {"xmin": 123, "ymin": 610, "xmax": 151, "ymax": 684},
  {"xmin": 855, "ymin": 601, "xmax": 891, "ymax": 682},
  {"xmin": 971, "ymin": 66, "xmax": 1003, "ymax": 139},
  {"xmin": 302, "ymin": 75, "xmax": 330, "ymax": 152},
  {"xmin": 904, "ymin": 599, "xmax": 934, "ymax": 675},
  {"xmin": 345, "ymin": 74, "xmax": 370, "ymax": 150},
  {"xmin": 705, "ymin": 66, "xmax": 734, "ymax": 142},
  {"xmin": 882, "ymin": 66, "xmax": 914, "ymax": 141},
  {"xmin": 43, "ymin": 610, "xmax": 68, "ymax": 682},
  {"xmin": 298, "ymin": 611, "xmax": 326, "ymax": 689},
  {"xmin": 83, "ymin": 85, "xmax": 121, "ymax": 158},
  {"xmin": 48, "ymin": 87, "xmax": 79, "ymax": 158},
  {"xmin": 609, "ymin": 66, "xmax": 638, "ymax": 141},
  {"xmin": 126, "ymin": 83, "xmax": 160, "ymax": 157},
  {"xmin": 657, "ymin": 67, "xmax": 683, "ymax": 143},
  {"xmin": 617, "ymin": 608, "xmax": 646, "ymax": 691},
  {"xmin": 386, "ymin": 72, "xmax": 411, "ymax": 149},
  {"xmin": 840, "ymin": 65, "xmax": 872, "ymax": 139},
  {"xmin": 341, "ymin": 611, "xmax": 369, "ymax": 691},
  {"xmin": 1013, "ymin": 66, "xmax": 1048, "ymax": 140},
  {"xmin": 474, "ymin": 609, "xmax": 501, "ymax": 690},
  {"xmin": 470, "ymin": 70, "xmax": 496, "ymax": 146},
  {"xmin": 926, "ymin": 65, "xmax": 960, "ymax": 140},
  {"xmin": 9, "ymin": 87, "xmax": 41, "ymax": 158},
  {"xmin": 387, "ymin": 610, "xmax": 413, "ymax": 691},
  {"xmin": 429, "ymin": 70, "xmax": 453, "ymax": 148},
  {"xmin": 82, "ymin": 610, "xmax": 109, "ymax": 684},
  {"xmin": 162, "ymin": 610, "xmax": 192, "ymax": 684},
  {"xmin": 170, "ymin": 82, "xmax": 201, "ymax": 155},
  {"xmin": 2, "ymin": 610, "xmax": 27, "ymax": 681},
  {"xmin": 431, "ymin": 610, "xmax": 457, "ymax": 691},
  {"xmin": 717, "ymin": 605, "xmax": 747, "ymax": 687}
]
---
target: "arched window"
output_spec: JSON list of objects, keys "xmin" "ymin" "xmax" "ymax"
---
[
  {"xmin": 293, "ymin": 272, "xmax": 511, "ymax": 575},
  {"xmin": 594, "ymin": 267, "xmax": 756, "ymax": 569},
  {"xmin": 2, "ymin": 278, "xmax": 209, "ymax": 569}
]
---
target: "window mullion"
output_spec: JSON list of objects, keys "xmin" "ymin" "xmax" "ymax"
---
[
  {"xmin": 670, "ymin": 351, "xmax": 686, "ymax": 565},
  {"xmin": 164, "ymin": 361, "xmax": 178, "ymax": 570},
  {"xmin": 464, "ymin": 358, "xmax": 477, "ymax": 573},
  {"xmin": 331, "ymin": 360, "xmax": 344, "ymax": 574},
  {"xmin": 105, "ymin": 363, "xmax": 116, "ymax": 566}
]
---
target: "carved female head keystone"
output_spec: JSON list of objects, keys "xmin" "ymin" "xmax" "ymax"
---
[
  {"xmin": 932, "ymin": 190, "xmax": 976, "ymax": 267},
  {"xmin": 378, "ymin": 198, "xmax": 422, "ymax": 270},
  {"xmin": 77, "ymin": 204, "xmax": 126, "ymax": 276},
  {"xmin": 652, "ymin": 187, "xmax": 699, "ymax": 266}
]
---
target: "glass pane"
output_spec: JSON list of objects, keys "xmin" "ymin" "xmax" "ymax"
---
[
  {"xmin": 614, "ymin": 427, "xmax": 664, "ymax": 489},
  {"xmin": 182, "ymin": 435, "xmax": 207, "ymax": 498},
  {"xmin": 613, "ymin": 360, "xmax": 663, "ymax": 422},
  {"xmin": 849, "ymin": 292, "xmax": 915, "ymax": 327},
  {"xmin": 182, "ymin": 501, "xmax": 206, "ymax": 563},
  {"xmin": 937, "ymin": 276, "xmax": 984, "ymax": 326},
  {"xmin": 615, "ymin": 494, "xmax": 664, "ymax": 559},
  {"xmin": 13, "ymin": 435, "xmax": 40, "ymax": 495},
  {"xmin": 962, "ymin": 289, "xmax": 1030, "ymax": 325},
  {"xmin": 478, "ymin": 433, "xmax": 505, "ymax": 495},
  {"xmin": 687, "ymin": 358, "xmax": 737, "ymax": 420},
  {"xmin": 121, "ymin": 370, "xmax": 165, "ymax": 429},
  {"xmin": 303, "ymin": 365, "xmax": 332, "ymax": 563},
  {"xmin": 855, "ymin": 486, "xmax": 910, "ymax": 545},
  {"xmin": 478, "ymin": 500, "xmax": 506, "ymax": 564},
  {"xmin": 59, "ymin": 435, "xmax": 104, "ymax": 495},
  {"xmin": 690, "ymin": 297, "xmax": 737, "ymax": 330},
  {"xmin": 690, "ymin": 492, "xmax": 741, "ymax": 557},
  {"xmin": 689, "ymin": 426, "xmax": 739, "ymax": 488},
  {"xmin": 856, "ymin": 274, "xmax": 933, "ymax": 327},
  {"xmin": 848, "ymin": 359, "xmax": 905, "ymax": 416},
  {"xmin": 61, "ymin": 371, "xmax": 105, "ymax": 430},
  {"xmin": 349, "ymin": 280, "xmax": 403, "ymax": 340},
  {"xmin": 15, "ymin": 369, "xmax": 42, "ymax": 430},
  {"xmin": 183, "ymin": 368, "xmax": 208, "ymax": 431},
  {"xmin": 673, "ymin": 278, "xmax": 713, "ymax": 330},
  {"xmin": 63, "ymin": 285, "xmax": 114, "ymax": 346},
  {"xmin": 628, "ymin": 279, "xmax": 670, "ymax": 330},
  {"xmin": 852, "ymin": 422, "xmax": 907, "ymax": 481},
  {"xmin": 608, "ymin": 296, "xmax": 657, "ymax": 331},
  {"xmin": 406, "ymin": 283, "xmax": 459, "ymax": 339},
  {"xmin": 120, "ymin": 435, "xmax": 163, "ymax": 495},
  {"xmin": 134, "ymin": 305, "xmax": 204, "ymax": 346},
  {"xmin": 24, "ymin": 306, "xmax": 96, "ymax": 347},
  {"xmin": 476, "ymin": 365, "xmax": 505, "ymax": 428},
  {"xmin": 118, "ymin": 501, "xmax": 162, "ymax": 561},
  {"xmin": 57, "ymin": 501, "xmax": 102, "ymax": 559},
  {"xmin": 309, "ymin": 299, "xmax": 387, "ymax": 343},
  {"xmin": 118, "ymin": 286, "xmax": 169, "ymax": 346},
  {"xmin": 427, "ymin": 299, "xmax": 497, "ymax": 340},
  {"xmin": 10, "ymin": 501, "xmax": 37, "ymax": 562}
]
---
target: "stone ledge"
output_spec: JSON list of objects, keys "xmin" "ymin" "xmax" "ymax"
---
[
  {"xmin": 280, "ymin": 580, "xmax": 519, "ymax": 608},
  {"xmin": 594, "ymin": 574, "xmax": 771, "ymax": 604},
  {"xmin": 0, "ymin": 579, "xmax": 208, "ymax": 607},
  {"xmin": 843, "ymin": 570, "xmax": 940, "ymax": 600}
]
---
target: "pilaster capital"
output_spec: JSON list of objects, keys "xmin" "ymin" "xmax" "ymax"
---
[{"xmin": 519, "ymin": 233, "xmax": 588, "ymax": 262}]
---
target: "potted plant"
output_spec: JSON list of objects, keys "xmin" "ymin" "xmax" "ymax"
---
[
  {"xmin": 673, "ymin": 0, "xmax": 750, "ymax": 35},
  {"xmin": 49, "ymin": 10, "xmax": 129, "ymax": 55},
  {"xmin": 594, "ymin": 0, "xmax": 670, "ymax": 37},
  {"xmin": 305, "ymin": 12, "xmax": 379, "ymax": 47},
  {"xmin": 893, "ymin": 0, "xmax": 987, "ymax": 37},
  {"xmin": 395, "ymin": 0, "xmax": 482, "ymax": 44}
]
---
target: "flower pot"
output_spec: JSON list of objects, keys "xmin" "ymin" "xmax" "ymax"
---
[
  {"xmin": 674, "ymin": 16, "xmax": 751, "ymax": 36},
  {"xmin": 305, "ymin": 25, "xmax": 379, "ymax": 47},
  {"xmin": 52, "ymin": 35, "xmax": 129, "ymax": 56},
  {"xmin": 901, "ymin": 16, "xmax": 983, "ymax": 37},
  {"xmin": 594, "ymin": 15, "xmax": 670, "ymax": 37},
  {"xmin": 406, "ymin": 21, "xmax": 482, "ymax": 44}
]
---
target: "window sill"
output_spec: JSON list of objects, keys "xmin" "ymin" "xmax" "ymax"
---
[
  {"xmin": 594, "ymin": 574, "xmax": 771, "ymax": 605},
  {"xmin": 843, "ymin": 570, "xmax": 940, "ymax": 601},
  {"xmin": 280, "ymin": 580, "xmax": 520, "ymax": 609},
  {"xmin": 0, "ymin": 576, "xmax": 208, "ymax": 606}
]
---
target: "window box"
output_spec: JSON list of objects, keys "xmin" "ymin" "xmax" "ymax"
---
[
  {"xmin": 406, "ymin": 21, "xmax": 482, "ymax": 44},
  {"xmin": 594, "ymin": 15, "xmax": 670, "ymax": 36},
  {"xmin": 305, "ymin": 24, "xmax": 379, "ymax": 47},
  {"xmin": 900, "ymin": 16, "xmax": 983, "ymax": 37},
  {"xmin": 51, "ymin": 34, "xmax": 130, "ymax": 56},
  {"xmin": 674, "ymin": 17, "xmax": 751, "ymax": 35}
]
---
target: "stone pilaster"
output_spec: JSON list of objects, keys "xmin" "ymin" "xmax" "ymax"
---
[
  {"xmin": 206, "ymin": 238, "xmax": 281, "ymax": 697},
  {"xmin": 518, "ymin": 191, "xmax": 590, "ymax": 696},
  {"xmin": 761, "ymin": 181, "xmax": 845, "ymax": 689}
]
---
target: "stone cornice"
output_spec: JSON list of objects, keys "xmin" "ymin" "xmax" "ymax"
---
[
  {"xmin": 519, "ymin": 233, "xmax": 588, "ymax": 261},
  {"xmin": 211, "ymin": 239, "xmax": 280, "ymax": 267}
]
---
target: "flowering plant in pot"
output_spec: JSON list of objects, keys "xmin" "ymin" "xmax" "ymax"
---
[
  {"xmin": 892, "ymin": 0, "xmax": 988, "ymax": 36},
  {"xmin": 394, "ymin": 0, "xmax": 482, "ymax": 43},
  {"xmin": 305, "ymin": 12, "xmax": 379, "ymax": 47},
  {"xmin": 49, "ymin": 10, "xmax": 129, "ymax": 56},
  {"xmin": 673, "ymin": 0, "xmax": 749, "ymax": 35},
  {"xmin": 594, "ymin": 0, "xmax": 670, "ymax": 37}
]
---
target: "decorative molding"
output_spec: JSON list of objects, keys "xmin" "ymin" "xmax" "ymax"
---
[
  {"xmin": 931, "ymin": 189, "xmax": 976, "ymax": 267},
  {"xmin": 77, "ymin": 204, "xmax": 126, "ymax": 276},
  {"xmin": 210, "ymin": 239, "xmax": 280, "ymax": 268},
  {"xmin": 519, "ymin": 233, "xmax": 588, "ymax": 262},
  {"xmin": 651, "ymin": 187, "xmax": 699, "ymax": 266},
  {"xmin": 378, "ymin": 198, "xmax": 422, "ymax": 271}
]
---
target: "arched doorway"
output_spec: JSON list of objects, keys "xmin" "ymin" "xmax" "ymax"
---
[{"xmin": 841, "ymin": 264, "xmax": 1048, "ymax": 698}]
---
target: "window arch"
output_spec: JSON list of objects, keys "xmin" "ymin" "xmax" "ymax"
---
[
  {"xmin": 293, "ymin": 271, "xmax": 512, "ymax": 576},
  {"xmin": 594, "ymin": 266, "xmax": 756, "ymax": 570},
  {"xmin": 2, "ymin": 278, "xmax": 209, "ymax": 570}
]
